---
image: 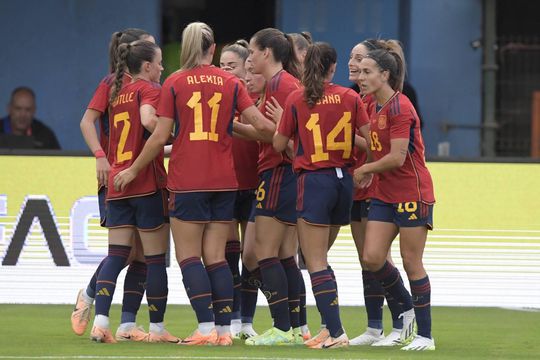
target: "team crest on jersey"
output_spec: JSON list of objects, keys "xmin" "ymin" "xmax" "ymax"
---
[{"xmin": 378, "ymin": 115, "xmax": 387, "ymax": 129}]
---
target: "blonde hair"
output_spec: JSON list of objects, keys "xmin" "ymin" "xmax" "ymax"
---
[{"xmin": 180, "ymin": 22, "xmax": 215, "ymax": 70}]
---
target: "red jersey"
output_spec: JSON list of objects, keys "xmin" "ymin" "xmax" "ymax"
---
[
  {"xmin": 158, "ymin": 65, "xmax": 253, "ymax": 192},
  {"xmin": 232, "ymin": 91, "xmax": 259, "ymax": 189},
  {"xmin": 367, "ymin": 92, "xmax": 435, "ymax": 204},
  {"xmin": 106, "ymin": 79, "xmax": 166, "ymax": 200},
  {"xmin": 352, "ymin": 94, "xmax": 377, "ymax": 201},
  {"xmin": 258, "ymin": 70, "xmax": 301, "ymax": 173},
  {"xmin": 278, "ymin": 83, "xmax": 369, "ymax": 172},
  {"xmin": 87, "ymin": 73, "xmax": 133, "ymax": 161}
]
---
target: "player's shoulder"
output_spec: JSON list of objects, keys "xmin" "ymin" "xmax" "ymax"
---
[
  {"xmin": 99, "ymin": 73, "xmax": 115, "ymax": 87},
  {"xmin": 387, "ymin": 92, "xmax": 413, "ymax": 116},
  {"xmin": 270, "ymin": 70, "xmax": 300, "ymax": 93}
]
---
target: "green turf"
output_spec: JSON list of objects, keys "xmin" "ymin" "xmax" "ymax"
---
[{"xmin": 0, "ymin": 305, "xmax": 538, "ymax": 359}]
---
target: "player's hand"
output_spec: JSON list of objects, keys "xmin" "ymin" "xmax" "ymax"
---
[
  {"xmin": 265, "ymin": 96, "xmax": 283, "ymax": 124},
  {"xmin": 113, "ymin": 167, "xmax": 136, "ymax": 192},
  {"xmin": 353, "ymin": 167, "xmax": 373, "ymax": 188},
  {"xmin": 96, "ymin": 157, "xmax": 111, "ymax": 188}
]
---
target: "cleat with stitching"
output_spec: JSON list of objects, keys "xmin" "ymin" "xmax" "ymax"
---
[
  {"xmin": 90, "ymin": 325, "xmax": 117, "ymax": 343},
  {"xmin": 304, "ymin": 328, "xmax": 329, "ymax": 348},
  {"xmin": 245, "ymin": 327, "xmax": 294, "ymax": 346},
  {"xmin": 401, "ymin": 335, "xmax": 435, "ymax": 351},
  {"xmin": 147, "ymin": 329, "xmax": 180, "ymax": 343},
  {"xmin": 372, "ymin": 328, "xmax": 402, "ymax": 347},
  {"xmin": 115, "ymin": 325, "xmax": 148, "ymax": 342},
  {"xmin": 349, "ymin": 327, "xmax": 384, "ymax": 346},
  {"xmin": 71, "ymin": 289, "xmax": 92, "ymax": 336},
  {"xmin": 180, "ymin": 328, "xmax": 218, "ymax": 346}
]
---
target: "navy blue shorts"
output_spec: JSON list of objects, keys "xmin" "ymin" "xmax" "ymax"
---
[
  {"xmin": 351, "ymin": 199, "xmax": 371, "ymax": 222},
  {"xmin": 253, "ymin": 164, "xmax": 297, "ymax": 225},
  {"xmin": 169, "ymin": 191, "xmax": 236, "ymax": 222},
  {"xmin": 368, "ymin": 199, "xmax": 434, "ymax": 229},
  {"xmin": 106, "ymin": 190, "xmax": 169, "ymax": 230},
  {"xmin": 297, "ymin": 168, "xmax": 353, "ymax": 226},
  {"xmin": 98, "ymin": 187, "xmax": 107, "ymax": 227},
  {"xmin": 234, "ymin": 189, "xmax": 256, "ymax": 222}
]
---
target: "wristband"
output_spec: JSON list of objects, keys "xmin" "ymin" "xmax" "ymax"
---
[{"xmin": 94, "ymin": 149, "xmax": 106, "ymax": 159}]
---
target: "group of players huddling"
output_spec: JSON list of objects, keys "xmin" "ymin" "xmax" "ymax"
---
[{"xmin": 71, "ymin": 22, "xmax": 435, "ymax": 351}]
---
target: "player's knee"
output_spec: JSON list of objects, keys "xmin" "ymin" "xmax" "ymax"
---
[{"xmin": 361, "ymin": 251, "xmax": 385, "ymax": 271}]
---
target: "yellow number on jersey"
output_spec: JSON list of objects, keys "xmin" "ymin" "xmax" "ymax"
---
[
  {"xmin": 305, "ymin": 112, "xmax": 352, "ymax": 163},
  {"xmin": 256, "ymin": 181, "xmax": 266, "ymax": 201},
  {"xmin": 370, "ymin": 131, "xmax": 382, "ymax": 151},
  {"xmin": 397, "ymin": 202, "xmax": 418, "ymax": 213},
  {"xmin": 187, "ymin": 91, "xmax": 222, "ymax": 142},
  {"xmin": 113, "ymin": 111, "xmax": 132, "ymax": 163}
]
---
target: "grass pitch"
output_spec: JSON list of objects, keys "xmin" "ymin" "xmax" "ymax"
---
[{"xmin": 0, "ymin": 304, "xmax": 538, "ymax": 359}]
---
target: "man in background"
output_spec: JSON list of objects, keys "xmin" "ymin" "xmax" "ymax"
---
[{"xmin": 0, "ymin": 87, "xmax": 61, "ymax": 149}]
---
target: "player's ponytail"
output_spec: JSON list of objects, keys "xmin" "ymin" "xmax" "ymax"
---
[
  {"xmin": 251, "ymin": 28, "xmax": 302, "ymax": 80},
  {"xmin": 180, "ymin": 22, "xmax": 214, "ymax": 70},
  {"xmin": 222, "ymin": 39, "xmax": 249, "ymax": 62},
  {"xmin": 302, "ymin": 42, "xmax": 337, "ymax": 108},
  {"xmin": 289, "ymin": 31, "xmax": 313, "ymax": 55},
  {"xmin": 110, "ymin": 40, "xmax": 159, "ymax": 105},
  {"xmin": 108, "ymin": 28, "xmax": 151, "ymax": 73}
]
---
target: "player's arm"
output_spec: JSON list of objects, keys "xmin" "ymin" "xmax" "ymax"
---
[
  {"xmin": 353, "ymin": 137, "xmax": 408, "ymax": 187},
  {"xmin": 239, "ymin": 105, "xmax": 275, "ymax": 143},
  {"xmin": 233, "ymin": 121, "xmax": 268, "ymax": 142},
  {"xmin": 140, "ymin": 104, "xmax": 158, "ymax": 133},
  {"xmin": 356, "ymin": 124, "xmax": 371, "ymax": 159},
  {"xmin": 80, "ymin": 108, "xmax": 110, "ymax": 187},
  {"xmin": 273, "ymin": 133, "xmax": 289, "ymax": 153},
  {"xmin": 113, "ymin": 116, "xmax": 173, "ymax": 191}
]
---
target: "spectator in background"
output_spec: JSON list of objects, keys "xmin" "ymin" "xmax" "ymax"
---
[{"xmin": 0, "ymin": 87, "xmax": 61, "ymax": 149}]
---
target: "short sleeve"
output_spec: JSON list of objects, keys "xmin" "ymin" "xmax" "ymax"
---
[
  {"xmin": 390, "ymin": 103, "xmax": 414, "ymax": 139},
  {"xmin": 87, "ymin": 77, "xmax": 111, "ymax": 113},
  {"xmin": 140, "ymin": 84, "xmax": 161, "ymax": 109},
  {"xmin": 156, "ymin": 77, "xmax": 175, "ymax": 119},
  {"xmin": 277, "ymin": 94, "xmax": 297, "ymax": 139}
]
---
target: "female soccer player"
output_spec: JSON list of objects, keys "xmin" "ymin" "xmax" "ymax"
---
[
  {"xmin": 73, "ymin": 28, "xmax": 155, "ymax": 342},
  {"xmin": 347, "ymin": 39, "xmax": 406, "ymax": 347},
  {"xmin": 90, "ymin": 40, "xmax": 177, "ymax": 344},
  {"xmin": 274, "ymin": 42, "xmax": 369, "ymax": 349},
  {"xmin": 354, "ymin": 46, "xmax": 436, "ymax": 351},
  {"xmin": 113, "ymin": 22, "xmax": 274, "ymax": 346},
  {"xmin": 233, "ymin": 27, "xmax": 303, "ymax": 346},
  {"xmin": 219, "ymin": 39, "xmax": 259, "ymax": 337}
]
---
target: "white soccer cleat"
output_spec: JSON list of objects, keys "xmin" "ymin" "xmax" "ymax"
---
[
  {"xmin": 401, "ymin": 335, "xmax": 435, "ymax": 351},
  {"xmin": 371, "ymin": 328, "xmax": 402, "ymax": 347},
  {"xmin": 239, "ymin": 323, "xmax": 258, "ymax": 339},
  {"xmin": 399, "ymin": 309, "xmax": 416, "ymax": 343},
  {"xmin": 349, "ymin": 327, "xmax": 384, "ymax": 346},
  {"xmin": 230, "ymin": 319, "xmax": 242, "ymax": 338}
]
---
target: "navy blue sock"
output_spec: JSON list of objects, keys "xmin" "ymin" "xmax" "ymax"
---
[
  {"xmin": 180, "ymin": 257, "xmax": 214, "ymax": 323},
  {"xmin": 372, "ymin": 261, "xmax": 413, "ymax": 311},
  {"xmin": 240, "ymin": 264, "xmax": 259, "ymax": 323},
  {"xmin": 145, "ymin": 254, "xmax": 168, "ymax": 324},
  {"xmin": 310, "ymin": 269, "xmax": 343, "ymax": 338},
  {"xmin": 225, "ymin": 240, "xmax": 241, "ymax": 320},
  {"xmin": 385, "ymin": 290, "xmax": 404, "ymax": 329},
  {"xmin": 207, "ymin": 260, "xmax": 234, "ymax": 326},
  {"xmin": 121, "ymin": 260, "xmax": 146, "ymax": 324},
  {"xmin": 410, "ymin": 276, "xmax": 432, "ymax": 338},
  {"xmin": 298, "ymin": 269, "xmax": 307, "ymax": 327},
  {"xmin": 259, "ymin": 257, "xmax": 290, "ymax": 331},
  {"xmin": 95, "ymin": 245, "xmax": 131, "ymax": 316},
  {"xmin": 362, "ymin": 270, "xmax": 384, "ymax": 329},
  {"xmin": 281, "ymin": 257, "xmax": 300, "ymax": 329},
  {"xmin": 86, "ymin": 258, "xmax": 106, "ymax": 299}
]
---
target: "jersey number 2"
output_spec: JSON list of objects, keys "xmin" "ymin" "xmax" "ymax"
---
[{"xmin": 113, "ymin": 111, "xmax": 133, "ymax": 163}]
